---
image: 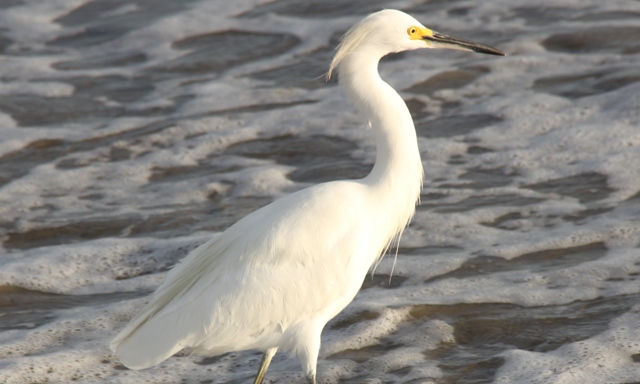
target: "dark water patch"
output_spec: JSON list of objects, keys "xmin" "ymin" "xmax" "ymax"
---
[
  {"xmin": 195, "ymin": 351, "xmax": 242, "ymax": 366},
  {"xmin": 0, "ymin": 285, "xmax": 145, "ymax": 331},
  {"xmin": 416, "ymin": 192, "xmax": 450, "ymax": 212},
  {"xmin": 248, "ymin": 47, "xmax": 334, "ymax": 89},
  {"xmin": 524, "ymin": 172, "xmax": 613, "ymax": 204},
  {"xmin": 428, "ymin": 242, "xmax": 607, "ymax": 282},
  {"xmin": 620, "ymin": 190, "xmax": 640, "ymax": 208},
  {"xmin": 202, "ymin": 99, "xmax": 318, "ymax": 117},
  {"xmin": 68, "ymin": 74, "xmax": 155, "ymax": 103},
  {"xmin": 421, "ymin": 191, "xmax": 450, "ymax": 201},
  {"xmin": 47, "ymin": 26, "xmax": 125, "ymax": 48},
  {"xmin": 405, "ymin": 67, "xmax": 489, "ymax": 96},
  {"xmin": 225, "ymin": 134, "xmax": 357, "ymax": 165},
  {"xmin": 416, "ymin": 114, "xmax": 502, "ymax": 138},
  {"xmin": 147, "ymin": 144, "xmax": 257, "ymax": 183},
  {"xmin": 289, "ymin": 161, "xmax": 371, "ymax": 184},
  {"xmin": 238, "ymin": 0, "xmax": 389, "ymax": 19},
  {"xmin": 382, "ymin": 51, "xmax": 410, "ymax": 64},
  {"xmin": 0, "ymin": 0, "xmax": 24, "ymax": 9},
  {"xmin": 575, "ymin": 11, "xmax": 640, "ymax": 21},
  {"xmin": 404, "ymin": 0, "xmax": 464, "ymax": 14},
  {"xmin": 562, "ymin": 206, "xmax": 613, "ymax": 223},
  {"xmin": 542, "ymin": 26, "xmax": 640, "ymax": 55},
  {"xmin": 515, "ymin": 6, "xmax": 639, "ymax": 26},
  {"xmin": 512, "ymin": 6, "xmax": 577, "ymax": 26},
  {"xmin": 457, "ymin": 167, "xmax": 515, "ymax": 189},
  {"xmin": 148, "ymin": 163, "xmax": 241, "ymax": 184},
  {"xmin": 433, "ymin": 194, "xmax": 543, "ymax": 213},
  {"xmin": 52, "ymin": 52, "xmax": 147, "ymax": 70},
  {"xmin": 412, "ymin": 294, "xmax": 640, "ymax": 383},
  {"xmin": 127, "ymin": 208, "xmax": 215, "ymax": 239},
  {"xmin": 0, "ymin": 101, "xmax": 311, "ymax": 190},
  {"xmin": 327, "ymin": 342, "xmax": 403, "ymax": 364},
  {"xmin": 56, "ymin": 157, "xmax": 93, "ymax": 169},
  {"xmin": 154, "ymin": 30, "xmax": 300, "ymax": 75},
  {"xmin": 0, "ymin": 75, "xmax": 159, "ymax": 126},
  {"xmin": 448, "ymin": 6, "xmax": 471, "ymax": 17},
  {"xmin": 4, "ymin": 214, "xmax": 142, "ymax": 250},
  {"xmin": 326, "ymin": 293, "xmax": 637, "ymax": 382},
  {"xmin": 448, "ymin": 154, "xmax": 465, "ymax": 165},
  {"xmin": 480, "ymin": 207, "xmax": 614, "ymax": 231},
  {"xmin": 225, "ymin": 134, "xmax": 370, "ymax": 183},
  {"xmin": 0, "ymin": 94, "xmax": 124, "ymax": 127},
  {"xmin": 3, "ymin": 195, "xmax": 272, "ymax": 250},
  {"xmin": 533, "ymin": 67, "xmax": 640, "ymax": 98},
  {"xmin": 198, "ymin": 196, "xmax": 273, "ymax": 233},
  {"xmin": 329, "ymin": 310, "xmax": 380, "ymax": 330},
  {"xmin": 405, "ymin": 98, "xmax": 429, "ymax": 120},
  {"xmin": 0, "ymin": 139, "xmax": 65, "ymax": 186},
  {"xmin": 127, "ymin": 196, "xmax": 272, "ymax": 238},
  {"xmin": 413, "ymin": 294, "xmax": 637, "ymax": 353},
  {"xmin": 108, "ymin": 145, "xmax": 133, "ymax": 161},
  {"xmin": 56, "ymin": 141, "xmax": 157, "ymax": 170},
  {"xmin": 467, "ymin": 145, "xmax": 494, "ymax": 155},
  {"xmin": 481, "ymin": 211, "xmax": 524, "ymax": 230},
  {"xmin": 0, "ymin": 119, "xmax": 173, "ymax": 185},
  {"xmin": 513, "ymin": 6, "xmax": 640, "ymax": 26},
  {"xmin": 434, "ymin": 354, "xmax": 505, "ymax": 384},
  {"xmin": 361, "ymin": 274, "xmax": 408, "ymax": 290},
  {"xmin": 389, "ymin": 366, "xmax": 413, "ymax": 376},
  {"xmin": 534, "ymin": 72, "xmax": 605, "ymax": 99},
  {"xmin": 398, "ymin": 245, "xmax": 462, "ymax": 256},
  {"xmin": 439, "ymin": 100, "xmax": 464, "ymax": 115},
  {"xmin": 0, "ymin": 31, "xmax": 12, "ymax": 54},
  {"xmin": 48, "ymin": 0, "xmax": 198, "ymax": 48},
  {"xmin": 79, "ymin": 193, "xmax": 104, "ymax": 201}
]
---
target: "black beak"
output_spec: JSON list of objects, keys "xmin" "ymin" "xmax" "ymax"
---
[{"xmin": 424, "ymin": 32, "xmax": 505, "ymax": 56}]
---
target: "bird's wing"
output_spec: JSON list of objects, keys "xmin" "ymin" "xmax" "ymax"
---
[{"xmin": 111, "ymin": 181, "xmax": 375, "ymax": 369}]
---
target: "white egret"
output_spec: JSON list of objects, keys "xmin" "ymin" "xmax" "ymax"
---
[{"xmin": 110, "ymin": 9, "xmax": 504, "ymax": 384}]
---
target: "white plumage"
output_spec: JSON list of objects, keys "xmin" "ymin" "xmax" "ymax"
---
[{"xmin": 111, "ymin": 9, "xmax": 503, "ymax": 383}]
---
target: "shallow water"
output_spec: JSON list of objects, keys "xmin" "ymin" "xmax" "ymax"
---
[{"xmin": 1, "ymin": 0, "xmax": 640, "ymax": 383}]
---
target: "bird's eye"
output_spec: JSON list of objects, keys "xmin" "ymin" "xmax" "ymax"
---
[{"xmin": 408, "ymin": 27, "xmax": 417, "ymax": 36}]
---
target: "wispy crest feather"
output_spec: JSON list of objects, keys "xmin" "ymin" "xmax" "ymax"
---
[{"xmin": 326, "ymin": 14, "xmax": 381, "ymax": 81}]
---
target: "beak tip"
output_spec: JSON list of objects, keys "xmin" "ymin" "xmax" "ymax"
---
[{"xmin": 474, "ymin": 45, "xmax": 506, "ymax": 56}]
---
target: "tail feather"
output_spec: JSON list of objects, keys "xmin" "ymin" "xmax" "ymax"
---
[
  {"xmin": 111, "ymin": 309, "xmax": 189, "ymax": 369},
  {"xmin": 110, "ymin": 236, "xmax": 226, "ymax": 369}
]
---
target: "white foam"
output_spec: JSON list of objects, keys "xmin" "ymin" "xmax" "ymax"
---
[
  {"xmin": 495, "ymin": 305, "xmax": 640, "ymax": 384},
  {"xmin": 1, "ymin": 0, "xmax": 640, "ymax": 382}
]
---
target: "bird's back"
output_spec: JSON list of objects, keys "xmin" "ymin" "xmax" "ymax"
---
[{"xmin": 111, "ymin": 180, "xmax": 387, "ymax": 369}]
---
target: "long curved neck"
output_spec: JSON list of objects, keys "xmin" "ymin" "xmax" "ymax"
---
[{"xmin": 339, "ymin": 52, "xmax": 423, "ymax": 205}]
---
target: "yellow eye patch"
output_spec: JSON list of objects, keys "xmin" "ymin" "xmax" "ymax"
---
[{"xmin": 407, "ymin": 26, "xmax": 433, "ymax": 40}]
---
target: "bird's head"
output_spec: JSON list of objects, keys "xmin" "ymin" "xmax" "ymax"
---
[{"xmin": 327, "ymin": 9, "xmax": 504, "ymax": 79}]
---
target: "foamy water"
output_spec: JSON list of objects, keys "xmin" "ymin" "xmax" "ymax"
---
[{"xmin": 1, "ymin": 0, "xmax": 640, "ymax": 383}]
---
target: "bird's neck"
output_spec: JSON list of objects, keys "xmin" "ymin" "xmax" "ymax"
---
[{"xmin": 339, "ymin": 51, "xmax": 423, "ymax": 223}]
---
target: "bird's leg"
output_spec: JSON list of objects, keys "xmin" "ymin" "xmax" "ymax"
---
[
  {"xmin": 306, "ymin": 373, "xmax": 317, "ymax": 384},
  {"xmin": 252, "ymin": 347, "xmax": 278, "ymax": 384},
  {"xmin": 297, "ymin": 327, "xmax": 321, "ymax": 384}
]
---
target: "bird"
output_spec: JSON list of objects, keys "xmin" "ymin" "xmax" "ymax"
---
[{"xmin": 110, "ymin": 9, "xmax": 504, "ymax": 384}]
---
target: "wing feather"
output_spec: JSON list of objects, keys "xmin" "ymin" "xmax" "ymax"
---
[{"xmin": 111, "ymin": 181, "xmax": 376, "ymax": 369}]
